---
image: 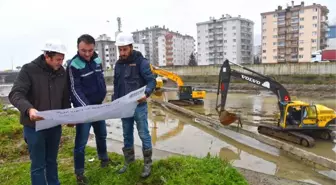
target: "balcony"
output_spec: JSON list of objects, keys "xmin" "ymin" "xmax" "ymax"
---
[
  {"xmin": 278, "ymin": 58, "xmax": 286, "ymax": 62},
  {"xmin": 165, "ymin": 41, "xmax": 173, "ymax": 45},
  {"xmin": 166, "ymin": 52, "xmax": 173, "ymax": 56},
  {"xmin": 166, "ymin": 57, "xmax": 173, "ymax": 61},
  {"xmin": 286, "ymin": 36, "xmax": 299, "ymax": 41},
  {"xmin": 278, "ymin": 30, "xmax": 286, "ymax": 35}
]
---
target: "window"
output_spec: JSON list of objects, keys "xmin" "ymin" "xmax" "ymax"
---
[
  {"xmin": 233, "ymin": 39, "xmax": 236, "ymax": 42},
  {"xmin": 300, "ymin": 25, "xmax": 304, "ymax": 29},
  {"xmin": 273, "ymin": 35, "xmax": 277, "ymax": 38},
  {"xmin": 273, "ymin": 42, "xmax": 277, "ymax": 46},
  {"xmin": 263, "ymin": 36, "xmax": 266, "ymax": 39},
  {"xmin": 263, "ymin": 50, "xmax": 266, "ymax": 53},
  {"xmin": 300, "ymin": 40, "xmax": 304, "ymax": 44},
  {"xmin": 273, "ymin": 56, "xmax": 277, "ymax": 60},
  {"xmin": 299, "ymin": 32, "xmax": 304, "ymax": 36},
  {"xmin": 312, "ymin": 31, "xmax": 317, "ymax": 36},
  {"xmin": 299, "ymin": 55, "xmax": 303, "ymax": 59},
  {"xmin": 299, "ymin": 47, "xmax": 304, "ymax": 51},
  {"xmin": 313, "ymin": 23, "xmax": 317, "ymax": 28},
  {"xmin": 263, "ymin": 56, "xmax": 266, "ymax": 60},
  {"xmin": 300, "ymin": 18, "xmax": 304, "ymax": 21},
  {"xmin": 273, "ymin": 49, "xmax": 277, "ymax": 52},
  {"xmin": 313, "ymin": 16, "xmax": 317, "ymax": 20},
  {"xmin": 263, "ymin": 43, "xmax": 266, "ymax": 46},
  {"xmin": 273, "ymin": 28, "xmax": 277, "ymax": 32},
  {"xmin": 232, "ymin": 26, "xmax": 236, "ymax": 30},
  {"xmin": 300, "ymin": 9, "xmax": 304, "ymax": 14}
]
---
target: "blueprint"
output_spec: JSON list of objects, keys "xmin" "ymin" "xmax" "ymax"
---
[{"xmin": 35, "ymin": 86, "xmax": 146, "ymax": 131}]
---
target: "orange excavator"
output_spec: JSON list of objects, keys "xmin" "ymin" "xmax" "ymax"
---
[{"xmin": 216, "ymin": 59, "xmax": 336, "ymax": 147}]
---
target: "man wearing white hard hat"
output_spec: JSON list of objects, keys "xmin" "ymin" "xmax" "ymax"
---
[
  {"xmin": 9, "ymin": 39, "xmax": 71, "ymax": 185},
  {"xmin": 112, "ymin": 32, "xmax": 156, "ymax": 178}
]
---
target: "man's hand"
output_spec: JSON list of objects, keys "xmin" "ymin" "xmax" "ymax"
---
[
  {"xmin": 137, "ymin": 96, "xmax": 147, "ymax": 103},
  {"xmin": 28, "ymin": 108, "xmax": 44, "ymax": 122}
]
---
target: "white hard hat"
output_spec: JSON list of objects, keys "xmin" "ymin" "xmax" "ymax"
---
[
  {"xmin": 41, "ymin": 39, "xmax": 67, "ymax": 55},
  {"xmin": 115, "ymin": 32, "xmax": 134, "ymax": 46}
]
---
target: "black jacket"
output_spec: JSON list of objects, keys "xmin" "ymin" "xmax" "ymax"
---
[{"xmin": 8, "ymin": 54, "xmax": 71, "ymax": 128}]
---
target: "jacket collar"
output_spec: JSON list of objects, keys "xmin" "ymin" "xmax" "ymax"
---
[
  {"xmin": 33, "ymin": 54, "xmax": 60, "ymax": 73},
  {"xmin": 117, "ymin": 50, "xmax": 143, "ymax": 64}
]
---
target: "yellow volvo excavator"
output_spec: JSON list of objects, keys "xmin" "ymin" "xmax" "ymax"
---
[
  {"xmin": 150, "ymin": 65, "xmax": 206, "ymax": 105},
  {"xmin": 216, "ymin": 59, "xmax": 336, "ymax": 147}
]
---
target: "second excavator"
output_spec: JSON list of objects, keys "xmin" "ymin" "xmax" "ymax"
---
[
  {"xmin": 216, "ymin": 59, "xmax": 336, "ymax": 147},
  {"xmin": 150, "ymin": 65, "xmax": 206, "ymax": 106}
]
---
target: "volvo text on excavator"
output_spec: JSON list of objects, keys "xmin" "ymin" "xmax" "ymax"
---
[
  {"xmin": 216, "ymin": 59, "xmax": 336, "ymax": 147},
  {"xmin": 150, "ymin": 65, "xmax": 206, "ymax": 106}
]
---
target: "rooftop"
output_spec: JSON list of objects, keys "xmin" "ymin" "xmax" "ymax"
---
[
  {"xmin": 133, "ymin": 25, "xmax": 194, "ymax": 40},
  {"xmin": 196, "ymin": 14, "xmax": 254, "ymax": 26},
  {"xmin": 261, "ymin": 1, "xmax": 329, "ymax": 15}
]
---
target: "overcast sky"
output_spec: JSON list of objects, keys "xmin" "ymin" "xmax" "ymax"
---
[{"xmin": 0, "ymin": 0, "xmax": 335, "ymax": 70}]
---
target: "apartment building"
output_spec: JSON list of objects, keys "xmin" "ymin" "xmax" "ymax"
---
[
  {"xmin": 261, "ymin": 1, "xmax": 329, "ymax": 63},
  {"xmin": 157, "ymin": 33, "xmax": 195, "ymax": 66},
  {"xmin": 132, "ymin": 25, "xmax": 195, "ymax": 66},
  {"xmin": 196, "ymin": 14, "xmax": 254, "ymax": 65},
  {"xmin": 95, "ymin": 34, "xmax": 118, "ymax": 69},
  {"xmin": 327, "ymin": 25, "xmax": 336, "ymax": 49}
]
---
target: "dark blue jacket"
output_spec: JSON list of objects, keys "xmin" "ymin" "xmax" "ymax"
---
[
  {"xmin": 67, "ymin": 52, "xmax": 107, "ymax": 107},
  {"xmin": 112, "ymin": 50, "xmax": 156, "ymax": 101}
]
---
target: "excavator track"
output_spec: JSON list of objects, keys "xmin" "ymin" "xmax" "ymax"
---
[
  {"xmin": 257, "ymin": 125, "xmax": 315, "ymax": 147},
  {"xmin": 168, "ymin": 99, "xmax": 204, "ymax": 106}
]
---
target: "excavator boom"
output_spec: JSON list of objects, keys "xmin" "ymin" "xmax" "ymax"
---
[{"xmin": 150, "ymin": 65, "xmax": 184, "ymax": 87}]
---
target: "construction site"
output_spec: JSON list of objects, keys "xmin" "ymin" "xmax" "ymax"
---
[{"xmin": 86, "ymin": 58, "xmax": 335, "ymax": 185}]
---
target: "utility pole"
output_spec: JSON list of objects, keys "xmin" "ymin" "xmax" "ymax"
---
[
  {"xmin": 11, "ymin": 56, "xmax": 13, "ymax": 71},
  {"xmin": 117, "ymin": 17, "xmax": 122, "ymax": 32},
  {"xmin": 115, "ymin": 17, "xmax": 122, "ymax": 60}
]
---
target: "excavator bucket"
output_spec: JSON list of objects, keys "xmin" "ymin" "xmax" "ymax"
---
[
  {"xmin": 153, "ymin": 89, "xmax": 163, "ymax": 97},
  {"xmin": 219, "ymin": 110, "xmax": 238, "ymax": 126}
]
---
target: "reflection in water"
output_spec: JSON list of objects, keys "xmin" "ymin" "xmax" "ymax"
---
[{"xmin": 160, "ymin": 91, "xmax": 336, "ymax": 161}]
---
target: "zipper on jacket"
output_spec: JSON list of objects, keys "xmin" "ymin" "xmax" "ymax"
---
[
  {"xmin": 124, "ymin": 64, "xmax": 126, "ymax": 96},
  {"xmin": 48, "ymin": 73, "xmax": 52, "ymax": 110}
]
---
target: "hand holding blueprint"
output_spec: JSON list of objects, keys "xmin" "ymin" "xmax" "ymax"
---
[{"xmin": 35, "ymin": 86, "xmax": 146, "ymax": 131}]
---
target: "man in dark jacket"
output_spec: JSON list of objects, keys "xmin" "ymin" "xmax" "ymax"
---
[
  {"xmin": 8, "ymin": 39, "xmax": 70, "ymax": 185},
  {"xmin": 67, "ymin": 34, "xmax": 113, "ymax": 184},
  {"xmin": 112, "ymin": 32, "xmax": 156, "ymax": 178}
]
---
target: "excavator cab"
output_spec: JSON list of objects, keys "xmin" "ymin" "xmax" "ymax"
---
[{"xmin": 178, "ymin": 86, "xmax": 193, "ymax": 100}]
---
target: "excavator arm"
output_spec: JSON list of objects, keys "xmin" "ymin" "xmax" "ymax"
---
[
  {"xmin": 216, "ymin": 59, "xmax": 291, "ymax": 125},
  {"xmin": 150, "ymin": 65, "xmax": 184, "ymax": 87}
]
